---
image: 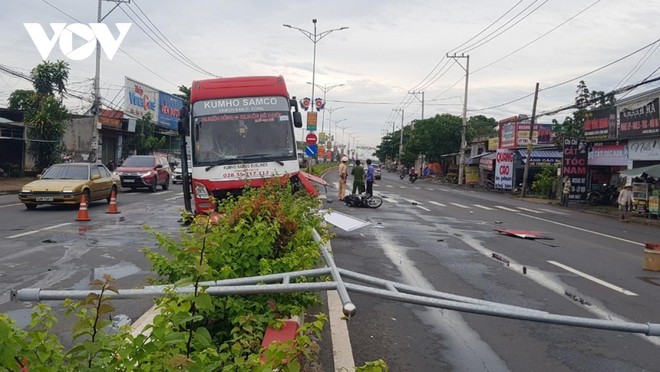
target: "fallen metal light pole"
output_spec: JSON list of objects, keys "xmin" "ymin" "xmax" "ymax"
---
[{"xmin": 10, "ymin": 229, "xmax": 660, "ymax": 338}]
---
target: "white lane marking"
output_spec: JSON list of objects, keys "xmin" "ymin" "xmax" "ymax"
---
[
  {"xmin": 386, "ymin": 185, "xmax": 394, "ymax": 188},
  {"xmin": 473, "ymin": 204, "xmax": 495, "ymax": 210},
  {"xmin": 517, "ymin": 207, "xmax": 543, "ymax": 214},
  {"xmin": 164, "ymin": 195, "xmax": 183, "ymax": 201},
  {"xmin": 539, "ymin": 208, "xmax": 567, "ymax": 215},
  {"xmin": 548, "ymin": 261, "xmax": 638, "ymax": 296},
  {"xmin": 414, "ymin": 187, "xmax": 421, "ymax": 190},
  {"xmin": 7, "ymin": 222, "xmax": 73, "ymax": 239},
  {"xmin": 428, "ymin": 201, "xmax": 446, "ymax": 207},
  {"xmin": 155, "ymin": 191, "xmax": 173, "ymax": 196},
  {"xmin": 417, "ymin": 205, "xmax": 431, "ymax": 211},
  {"xmin": 383, "ymin": 197, "xmax": 399, "ymax": 204},
  {"xmin": 518, "ymin": 213, "xmax": 644, "ymax": 247},
  {"xmin": 495, "ymin": 205, "xmax": 518, "ymax": 212},
  {"xmin": 450, "ymin": 202, "xmax": 470, "ymax": 209},
  {"xmin": 426, "ymin": 188, "xmax": 435, "ymax": 191},
  {"xmin": 404, "ymin": 199, "xmax": 422, "ymax": 205},
  {"xmin": 0, "ymin": 203, "xmax": 22, "ymax": 209},
  {"xmin": 399, "ymin": 186, "xmax": 406, "ymax": 189},
  {"xmin": 327, "ymin": 290, "xmax": 356, "ymax": 370}
]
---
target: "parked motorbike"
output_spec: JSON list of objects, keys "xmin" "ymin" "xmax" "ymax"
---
[
  {"xmin": 409, "ymin": 174, "xmax": 418, "ymax": 183},
  {"xmin": 344, "ymin": 193, "xmax": 383, "ymax": 208},
  {"xmin": 586, "ymin": 184, "xmax": 618, "ymax": 206}
]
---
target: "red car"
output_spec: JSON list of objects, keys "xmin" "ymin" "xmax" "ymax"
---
[{"xmin": 115, "ymin": 155, "xmax": 171, "ymax": 192}]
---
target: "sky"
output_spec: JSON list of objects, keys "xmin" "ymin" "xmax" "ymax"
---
[{"xmin": 1, "ymin": 0, "xmax": 659, "ymax": 158}]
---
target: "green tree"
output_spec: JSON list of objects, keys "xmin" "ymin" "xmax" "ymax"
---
[
  {"xmin": 552, "ymin": 80, "xmax": 615, "ymax": 145},
  {"xmin": 8, "ymin": 60, "xmax": 70, "ymax": 171},
  {"xmin": 124, "ymin": 112, "xmax": 166, "ymax": 156},
  {"xmin": 467, "ymin": 115, "xmax": 498, "ymax": 139},
  {"xmin": 174, "ymin": 85, "xmax": 191, "ymax": 105}
]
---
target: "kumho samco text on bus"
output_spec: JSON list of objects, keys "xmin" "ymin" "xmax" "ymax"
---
[{"xmin": 183, "ymin": 75, "xmax": 323, "ymax": 214}]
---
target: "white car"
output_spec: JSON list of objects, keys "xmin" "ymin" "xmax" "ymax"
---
[{"xmin": 172, "ymin": 161, "xmax": 191, "ymax": 184}]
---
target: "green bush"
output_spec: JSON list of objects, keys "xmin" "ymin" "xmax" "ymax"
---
[
  {"xmin": 532, "ymin": 165, "xmax": 558, "ymax": 198},
  {"xmin": 0, "ymin": 181, "xmax": 331, "ymax": 371}
]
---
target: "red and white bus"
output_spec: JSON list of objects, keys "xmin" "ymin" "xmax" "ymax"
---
[{"xmin": 186, "ymin": 75, "xmax": 323, "ymax": 214}]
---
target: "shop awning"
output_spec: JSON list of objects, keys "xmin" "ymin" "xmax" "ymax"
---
[
  {"xmin": 517, "ymin": 149, "xmax": 562, "ymax": 164},
  {"xmin": 466, "ymin": 152, "xmax": 494, "ymax": 165}
]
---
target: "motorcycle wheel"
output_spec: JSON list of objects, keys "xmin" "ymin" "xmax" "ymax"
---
[
  {"xmin": 587, "ymin": 194, "xmax": 599, "ymax": 206},
  {"xmin": 365, "ymin": 195, "xmax": 383, "ymax": 208}
]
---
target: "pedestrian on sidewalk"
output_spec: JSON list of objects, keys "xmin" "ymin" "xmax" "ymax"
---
[
  {"xmin": 561, "ymin": 176, "xmax": 571, "ymax": 206},
  {"xmin": 617, "ymin": 183, "xmax": 634, "ymax": 222},
  {"xmin": 338, "ymin": 156, "xmax": 348, "ymax": 201},
  {"xmin": 351, "ymin": 159, "xmax": 365, "ymax": 195}
]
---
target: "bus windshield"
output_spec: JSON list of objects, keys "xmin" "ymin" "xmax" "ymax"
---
[{"xmin": 192, "ymin": 97, "xmax": 296, "ymax": 165}]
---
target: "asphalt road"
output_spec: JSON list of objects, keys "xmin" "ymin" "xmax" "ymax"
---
[
  {"xmin": 0, "ymin": 185, "xmax": 185, "ymax": 343},
  {"xmin": 317, "ymin": 168, "xmax": 660, "ymax": 371},
  {"xmin": 2, "ymin": 174, "xmax": 660, "ymax": 370}
]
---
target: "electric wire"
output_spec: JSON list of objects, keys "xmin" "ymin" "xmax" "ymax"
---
[
  {"xmin": 118, "ymin": 5, "xmax": 212, "ymax": 77},
  {"xmin": 471, "ymin": 37, "xmax": 660, "ymax": 112},
  {"xmin": 127, "ymin": 1, "xmax": 217, "ymax": 76},
  {"xmin": 614, "ymin": 42, "xmax": 660, "ymax": 90},
  {"xmin": 472, "ymin": 0, "xmax": 602, "ymax": 75},
  {"xmin": 40, "ymin": 0, "xmax": 179, "ymax": 89},
  {"xmin": 460, "ymin": 0, "xmax": 549, "ymax": 54}
]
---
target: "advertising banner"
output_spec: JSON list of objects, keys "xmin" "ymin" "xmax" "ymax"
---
[
  {"xmin": 587, "ymin": 144, "xmax": 628, "ymax": 166},
  {"xmin": 627, "ymin": 138, "xmax": 660, "ymax": 160},
  {"xmin": 583, "ymin": 107, "xmax": 617, "ymax": 140},
  {"xmin": 125, "ymin": 77, "xmax": 159, "ymax": 122},
  {"xmin": 562, "ymin": 138, "xmax": 588, "ymax": 201},
  {"xmin": 465, "ymin": 166, "xmax": 479, "ymax": 185},
  {"xmin": 619, "ymin": 97, "xmax": 659, "ymax": 139},
  {"xmin": 499, "ymin": 120, "xmax": 516, "ymax": 149},
  {"xmin": 495, "ymin": 149, "xmax": 514, "ymax": 189},
  {"xmin": 158, "ymin": 92, "xmax": 184, "ymax": 130}
]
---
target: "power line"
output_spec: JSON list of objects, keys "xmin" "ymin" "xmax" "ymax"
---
[
  {"xmin": 461, "ymin": 0, "xmax": 549, "ymax": 54},
  {"xmin": 126, "ymin": 1, "xmax": 216, "ymax": 77},
  {"xmin": 471, "ymin": 37, "xmax": 660, "ymax": 112},
  {"xmin": 118, "ymin": 5, "xmax": 212, "ymax": 76},
  {"xmin": 472, "ymin": 0, "xmax": 602, "ymax": 75}
]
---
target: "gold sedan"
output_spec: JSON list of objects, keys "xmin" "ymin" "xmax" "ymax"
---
[{"xmin": 18, "ymin": 163, "xmax": 119, "ymax": 210}]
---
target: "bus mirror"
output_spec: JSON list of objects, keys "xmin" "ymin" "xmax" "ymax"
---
[
  {"xmin": 293, "ymin": 112, "xmax": 302, "ymax": 128},
  {"xmin": 290, "ymin": 97, "xmax": 300, "ymax": 111}
]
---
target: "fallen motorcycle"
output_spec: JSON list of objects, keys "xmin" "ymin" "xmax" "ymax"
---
[{"xmin": 344, "ymin": 194, "xmax": 383, "ymax": 208}]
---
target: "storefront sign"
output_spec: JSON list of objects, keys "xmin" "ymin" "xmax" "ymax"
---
[
  {"xmin": 480, "ymin": 155, "xmax": 494, "ymax": 171},
  {"xmin": 499, "ymin": 117, "xmax": 517, "ymax": 149},
  {"xmin": 498, "ymin": 115, "xmax": 554, "ymax": 148},
  {"xmin": 583, "ymin": 107, "xmax": 617, "ymax": 140},
  {"xmin": 465, "ymin": 166, "xmax": 479, "ymax": 184},
  {"xmin": 562, "ymin": 138, "xmax": 588, "ymax": 201},
  {"xmin": 488, "ymin": 137, "xmax": 499, "ymax": 151},
  {"xmin": 588, "ymin": 144, "xmax": 628, "ymax": 166},
  {"xmin": 619, "ymin": 97, "xmax": 659, "ymax": 139},
  {"xmin": 627, "ymin": 138, "xmax": 660, "ymax": 160},
  {"xmin": 495, "ymin": 149, "xmax": 514, "ymax": 190}
]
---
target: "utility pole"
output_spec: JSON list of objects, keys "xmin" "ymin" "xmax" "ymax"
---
[
  {"xmin": 409, "ymin": 90, "xmax": 425, "ymax": 119},
  {"xmin": 326, "ymin": 106, "xmax": 344, "ymax": 138},
  {"xmin": 521, "ymin": 82, "xmax": 540, "ymax": 198},
  {"xmin": 93, "ymin": 0, "xmax": 129, "ymax": 164},
  {"xmin": 447, "ymin": 53, "xmax": 469, "ymax": 185},
  {"xmin": 393, "ymin": 108, "xmax": 404, "ymax": 163}
]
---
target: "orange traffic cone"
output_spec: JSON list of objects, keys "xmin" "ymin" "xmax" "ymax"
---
[
  {"xmin": 106, "ymin": 189, "xmax": 120, "ymax": 214},
  {"xmin": 76, "ymin": 194, "xmax": 91, "ymax": 221}
]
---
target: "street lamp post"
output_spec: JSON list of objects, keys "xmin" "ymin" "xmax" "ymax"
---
[
  {"xmin": 283, "ymin": 20, "xmax": 348, "ymax": 139},
  {"xmin": 337, "ymin": 125, "xmax": 348, "ymax": 156},
  {"xmin": 307, "ymin": 82, "xmax": 344, "ymax": 135}
]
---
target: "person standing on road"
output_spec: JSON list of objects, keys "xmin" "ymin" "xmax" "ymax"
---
[
  {"xmin": 365, "ymin": 159, "xmax": 375, "ymax": 196},
  {"xmin": 617, "ymin": 183, "xmax": 634, "ymax": 222},
  {"xmin": 561, "ymin": 176, "xmax": 571, "ymax": 206},
  {"xmin": 351, "ymin": 159, "xmax": 365, "ymax": 195},
  {"xmin": 338, "ymin": 156, "xmax": 348, "ymax": 201}
]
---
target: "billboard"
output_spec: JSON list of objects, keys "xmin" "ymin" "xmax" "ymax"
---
[
  {"xmin": 619, "ymin": 97, "xmax": 659, "ymax": 139},
  {"xmin": 158, "ymin": 92, "xmax": 184, "ymax": 130},
  {"xmin": 583, "ymin": 107, "xmax": 616, "ymax": 140},
  {"xmin": 498, "ymin": 116, "xmax": 554, "ymax": 148},
  {"xmin": 495, "ymin": 149, "xmax": 514, "ymax": 190},
  {"xmin": 125, "ymin": 77, "xmax": 159, "ymax": 123},
  {"xmin": 562, "ymin": 138, "xmax": 588, "ymax": 201}
]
